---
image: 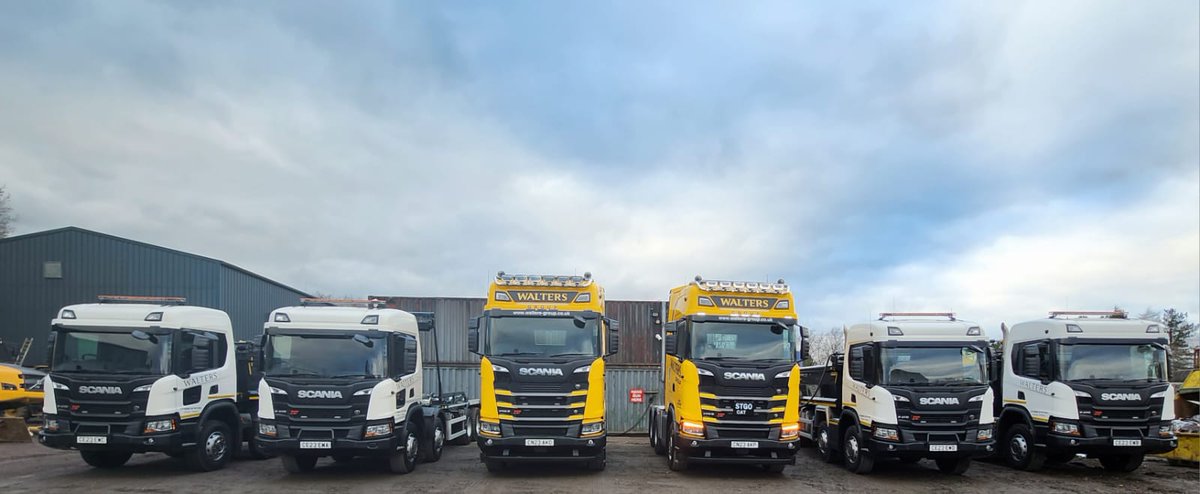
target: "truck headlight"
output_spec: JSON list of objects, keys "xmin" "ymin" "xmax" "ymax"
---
[
  {"xmin": 143, "ymin": 417, "xmax": 177, "ymax": 434},
  {"xmin": 581, "ymin": 421, "xmax": 604, "ymax": 436},
  {"xmin": 258, "ymin": 423, "xmax": 277, "ymax": 437},
  {"xmin": 479, "ymin": 420, "xmax": 501, "ymax": 437},
  {"xmin": 44, "ymin": 418, "xmax": 67, "ymax": 432},
  {"xmin": 1, "ymin": 383, "xmax": 16, "ymax": 391},
  {"xmin": 1159, "ymin": 425, "xmax": 1173, "ymax": 438},
  {"xmin": 780, "ymin": 423, "xmax": 800, "ymax": 440},
  {"xmin": 51, "ymin": 381, "xmax": 69, "ymax": 391},
  {"xmin": 132, "ymin": 384, "xmax": 154, "ymax": 393},
  {"xmin": 976, "ymin": 427, "xmax": 993, "ymax": 441},
  {"xmin": 364, "ymin": 422, "xmax": 393, "ymax": 438},
  {"xmin": 1051, "ymin": 421, "xmax": 1080, "ymax": 436},
  {"xmin": 872, "ymin": 426, "xmax": 899, "ymax": 441},
  {"xmin": 269, "ymin": 386, "xmax": 287, "ymax": 396},
  {"xmin": 680, "ymin": 420, "xmax": 705, "ymax": 438}
]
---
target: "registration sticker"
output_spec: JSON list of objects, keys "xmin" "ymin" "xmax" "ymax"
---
[
  {"xmin": 76, "ymin": 436, "xmax": 107, "ymax": 445},
  {"xmin": 929, "ymin": 444, "xmax": 958, "ymax": 452},
  {"xmin": 299, "ymin": 441, "xmax": 331, "ymax": 449},
  {"xmin": 525, "ymin": 439, "xmax": 554, "ymax": 447},
  {"xmin": 1113, "ymin": 439, "xmax": 1141, "ymax": 447},
  {"xmin": 730, "ymin": 441, "xmax": 759, "ymax": 449}
]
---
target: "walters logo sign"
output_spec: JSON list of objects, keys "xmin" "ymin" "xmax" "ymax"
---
[
  {"xmin": 711, "ymin": 296, "xmax": 777, "ymax": 310},
  {"xmin": 507, "ymin": 291, "xmax": 578, "ymax": 304}
]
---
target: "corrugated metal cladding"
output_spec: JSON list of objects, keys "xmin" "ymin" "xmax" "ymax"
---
[
  {"xmin": 379, "ymin": 296, "xmax": 665, "ymax": 367},
  {"xmin": 0, "ymin": 227, "xmax": 309, "ymax": 364},
  {"xmin": 422, "ymin": 366, "xmax": 662, "ymax": 434}
]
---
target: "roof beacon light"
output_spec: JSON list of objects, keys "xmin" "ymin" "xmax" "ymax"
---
[
  {"xmin": 60, "ymin": 309, "xmax": 76, "ymax": 320},
  {"xmin": 97, "ymin": 295, "xmax": 187, "ymax": 305},
  {"xmin": 878, "ymin": 312, "xmax": 956, "ymax": 321},
  {"xmin": 495, "ymin": 272, "xmax": 593, "ymax": 288}
]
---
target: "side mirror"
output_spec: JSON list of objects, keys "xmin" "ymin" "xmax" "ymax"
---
[
  {"xmin": 606, "ymin": 318, "xmax": 620, "ymax": 356},
  {"xmin": 799, "ymin": 325, "xmax": 811, "ymax": 363},
  {"xmin": 467, "ymin": 317, "xmax": 480, "ymax": 355},
  {"xmin": 664, "ymin": 332, "xmax": 677, "ymax": 356}
]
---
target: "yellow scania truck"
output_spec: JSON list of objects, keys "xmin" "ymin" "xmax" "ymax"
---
[
  {"xmin": 468, "ymin": 272, "xmax": 619, "ymax": 472},
  {"xmin": 648, "ymin": 277, "xmax": 803, "ymax": 472}
]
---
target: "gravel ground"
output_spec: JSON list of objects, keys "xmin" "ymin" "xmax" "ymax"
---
[{"xmin": 0, "ymin": 436, "xmax": 1195, "ymax": 493}]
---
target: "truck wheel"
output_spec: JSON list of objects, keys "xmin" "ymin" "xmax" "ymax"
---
[
  {"xmin": 281, "ymin": 454, "xmax": 318, "ymax": 473},
  {"xmin": 587, "ymin": 449, "xmax": 606, "ymax": 471},
  {"xmin": 842, "ymin": 424, "xmax": 875, "ymax": 474},
  {"xmin": 420, "ymin": 417, "xmax": 445, "ymax": 462},
  {"xmin": 187, "ymin": 421, "xmax": 233, "ymax": 472},
  {"xmin": 935, "ymin": 457, "xmax": 971, "ymax": 475},
  {"xmin": 651, "ymin": 416, "xmax": 667, "ymax": 456},
  {"xmin": 763, "ymin": 463, "xmax": 786, "ymax": 473},
  {"xmin": 388, "ymin": 424, "xmax": 419, "ymax": 474},
  {"xmin": 1099, "ymin": 453, "xmax": 1144, "ymax": 472},
  {"xmin": 451, "ymin": 410, "xmax": 475, "ymax": 445},
  {"xmin": 1003, "ymin": 423, "xmax": 1045, "ymax": 472},
  {"xmin": 666, "ymin": 421, "xmax": 688, "ymax": 471},
  {"xmin": 815, "ymin": 421, "xmax": 837, "ymax": 464},
  {"xmin": 484, "ymin": 459, "xmax": 505, "ymax": 472},
  {"xmin": 80, "ymin": 451, "xmax": 132, "ymax": 469}
]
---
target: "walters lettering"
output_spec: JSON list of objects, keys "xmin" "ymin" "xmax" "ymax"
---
[
  {"xmin": 712, "ymin": 297, "xmax": 775, "ymax": 309},
  {"xmin": 509, "ymin": 291, "xmax": 576, "ymax": 303}
]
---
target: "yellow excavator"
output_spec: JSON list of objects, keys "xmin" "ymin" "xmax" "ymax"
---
[{"xmin": 1, "ymin": 362, "xmax": 44, "ymax": 441}]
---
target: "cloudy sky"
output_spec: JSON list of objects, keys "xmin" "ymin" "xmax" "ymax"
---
[{"xmin": 1, "ymin": 1, "xmax": 1197, "ymax": 336}]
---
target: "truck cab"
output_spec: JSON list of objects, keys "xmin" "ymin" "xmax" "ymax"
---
[
  {"xmin": 468, "ymin": 272, "xmax": 618, "ymax": 472},
  {"xmin": 649, "ymin": 277, "xmax": 803, "ymax": 473},
  {"xmin": 800, "ymin": 313, "xmax": 995, "ymax": 475},
  {"xmin": 39, "ymin": 296, "xmax": 250, "ymax": 471},
  {"xmin": 994, "ymin": 310, "xmax": 1177, "ymax": 472},
  {"xmin": 256, "ymin": 300, "xmax": 471, "ymax": 474}
]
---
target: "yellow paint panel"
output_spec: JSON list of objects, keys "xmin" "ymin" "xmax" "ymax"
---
[
  {"xmin": 480, "ymin": 356, "xmax": 500, "ymax": 421},
  {"xmin": 583, "ymin": 358, "xmax": 605, "ymax": 421}
]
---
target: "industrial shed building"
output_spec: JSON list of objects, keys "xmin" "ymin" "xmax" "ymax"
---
[{"xmin": 0, "ymin": 227, "xmax": 310, "ymax": 365}]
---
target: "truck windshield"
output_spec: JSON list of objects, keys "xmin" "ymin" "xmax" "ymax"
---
[
  {"xmin": 51, "ymin": 327, "xmax": 172, "ymax": 374},
  {"xmin": 262, "ymin": 333, "xmax": 388, "ymax": 378},
  {"xmin": 486, "ymin": 316, "xmax": 599, "ymax": 358},
  {"xmin": 881, "ymin": 346, "xmax": 987, "ymax": 386},
  {"xmin": 690, "ymin": 321, "xmax": 794, "ymax": 362},
  {"xmin": 1057, "ymin": 343, "xmax": 1167, "ymax": 382}
]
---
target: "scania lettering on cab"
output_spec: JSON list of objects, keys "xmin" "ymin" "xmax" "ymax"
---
[
  {"xmin": 256, "ymin": 299, "xmax": 474, "ymax": 474},
  {"xmin": 648, "ymin": 277, "xmax": 802, "ymax": 473},
  {"xmin": 38, "ymin": 296, "xmax": 257, "ymax": 471},
  {"xmin": 994, "ymin": 310, "xmax": 1177, "ymax": 472},
  {"xmin": 799, "ymin": 313, "xmax": 996, "ymax": 475},
  {"xmin": 468, "ymin": 272, "xmax": 619, "ymax": 472}
]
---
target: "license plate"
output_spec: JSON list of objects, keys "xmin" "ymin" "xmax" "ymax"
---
[
  {"xmin": 733, "ymin": 402, "xmax": 754, "ymax": 416},
  {"xmin": 1113, "ymin": 439, "xmax": 1141, "ymax": 447},
  {"xmin": 730, "ymin": 441, "xmax": 759, "ymax": 449},
  {"xmin": 930, "ymin": 444, "xmax": 958, "ymax": 452},
  {"xmin": 299, "ymin": 441, "xmax": 331, "ymax": 449},
  {"xmin": 525, "ymin": 439, "xmax": 554, "ymax": 447},
  {"xmin": 76, "ymin": 436, "xmax": 107, "ymax": 445}
]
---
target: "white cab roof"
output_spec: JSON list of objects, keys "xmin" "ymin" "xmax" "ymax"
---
[
  {"xmin": 1006, "ymin": 316, "xmax": 1162, "ymax": 343},
  {"xmin": 267, "ymin": 306, "xmax": 418, "ymax": 335},
  {"xmin": 845, "ymin": 318, "xmax": 983, "ymax": 345},
  {"xmin": 53, "ymin": 303, "xmax": 232, "ymax": 335}
]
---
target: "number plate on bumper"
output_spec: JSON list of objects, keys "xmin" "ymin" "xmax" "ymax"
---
[
  {"xmin": 76, "ymin": 436, "xmax": 107, "ymax": 444},
  {"xmin": 524, "ymin": 439, "xmax": 554, "ymax": 447},
  {"xmin": 730, "ymin": 441, "xmax": 759, "ymax": 449},
  {"xmin": 299, "ymin": 441, "xmax": 331, "ymax": 449},
  {"xmin": 1113, "ymin": 439, "xmax": 1142, "ymax": 447},
  {"xmin": 929, "ymin": 444, "xmax": 958, "ymax": 452}
]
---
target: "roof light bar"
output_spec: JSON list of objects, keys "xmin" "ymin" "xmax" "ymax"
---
[
  {"xmin": 494, "ymin": 271, "xmax": 594, "ymax": 287},
  {"xmin": 878, "ymin": 312, "xmax": 956, "ymax": 320},
  {"xmin": 1048, "ymin": 310, "xmax": 1127, "ymax": 319},
  {"xmin": 299, "ymin": 298, "xmax": 387, "ymax": 308},
  {"xmin": 691, "ymin": 276, "xmax": 790, "ymax": 294},
  {"xmin": 97, "ymin": 295, "xmax": 187, "ymax": 305}
]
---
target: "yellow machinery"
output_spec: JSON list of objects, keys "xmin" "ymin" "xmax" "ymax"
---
[
  {"xmin": 1, "ymin": 363, "xmax": 44, "ymax": 441},
  {"xmin": 648, "ymin": 277, "xmax": 802, "ymax": 472},
  {"xmin": 468, "ymin": 272, "xmax": 618, "ymax": 472},
  {"xmin": 1157, "ymin": 370, "xmax": 1199, "ymax": 466}
]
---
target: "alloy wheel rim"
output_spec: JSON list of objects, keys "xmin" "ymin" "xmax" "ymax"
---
[
  {"xmin": 206, "ymin": 431, "xmax": 227, "ymax": 461},
  {"xmin": 406, "ymin": 431, "xmax": 418, "ymax": 460},
  {"xmin": 1010, "ymin": 435, "xmax": 1028, "ymax": 461},
  {"xmin": 846, "ymin": 435, "xmax": 859, "ymax": 463}
]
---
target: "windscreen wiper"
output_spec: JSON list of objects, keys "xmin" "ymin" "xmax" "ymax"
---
[
  {"xmin": 493, "ymin": 352, "xmax": 543, "ymax": 357},
  {"xmin": 265, "ymin": 372, "xmax": 323, "ymax": 378},
  {"xmin": 547, "ymin": 353, "xmax": 594, "ymax": 358},
  {"xmin": 329, "ymin": 374, "xmax": 381, "ymax": 379}
]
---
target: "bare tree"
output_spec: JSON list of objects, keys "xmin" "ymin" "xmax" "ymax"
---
[
  {"xmin": 0, "ymin": 185, "xmax": 12, "ymax": 238},
  {"xmin": 1160, "ymin": 309, "xmax": 1196, "ymax": 381},
  {"xmin": 805, "ymin": 327, "xmax": 845, "ymax": 366}
]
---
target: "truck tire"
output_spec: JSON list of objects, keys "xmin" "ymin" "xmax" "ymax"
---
[
  {"xmin": 451, "ymin": 409, "xmax": 476, "ymax": 445},
  {"xmin": 281, "ymin": 454, "xmax": 318, "ymax": 473},
  {"xmin": 815, "ymin": 421, "xmax": 837, "ymax": 464},
  {"xmin": 1003, "ymin": 423, "xmax": 1045, "ymax": 472},
  {"xmin": 80, "ymin": 451, "xmax": 132, "ymax": 469},
  {"xmin": 842, "ymin": 424, "xmax": 875, "ymax": 474},
  {"xmin": 651, "ymin": 415, "xmax": 667, "ymax": 456},
  {"xmin": 388, "ymin": 423, "xmax": 419, "ymax": 474},
  {"xmin": 935, "ymin": 457, "xmax": 971, "ymax": 475},
  {"xmin": 420, "ymin": 417, "xmax": 445, "ymax": 462},
  {"xmin": 1099, "ymin": 453, "xmax": 1144, "ymax": 472},
  {"xmin": 586, "ymin": 449, "xmax": 606, "ymax": 471},
  {"xmin": 666, "ymin": 421, "xmax": 688, "ymax": 471},
  {"xmin": 187, "ymin": 420, "xmax": 233, "ymax": 472}
]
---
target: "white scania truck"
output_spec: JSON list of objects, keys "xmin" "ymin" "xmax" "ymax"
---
[
  {"xmin": 993, "ymin": 310, "xmax": 1178, "ymax": 472},
  {"xmin": 254, "ymin": 299, "xmax": 476, "ymax": 474},
  {"xmin": 38, "ymin": 296, "xmax": 262, "ymax": 471},
  {"xmin": 799, "ymin": 313, "xmax": 996, "ymax": 475}
]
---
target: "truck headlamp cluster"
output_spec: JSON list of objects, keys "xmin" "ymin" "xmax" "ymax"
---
[
  {"xmin": 680, "ymin": 420, "xmax": 705, "ymax": 438},
  {"xmin": 976, "ymin": 427, "xmax": 993, "ymax": 441},
  {"xmin": 1159, "ymin": 425, "xmax": 1173, "ymax": 438},
  {"xmin": 495, "ymin": 272, "xmax": 593, "ymax": 287},
  {"xmin": 353, "ymin": 388, "xmax": 374, "ymax": 396},
  {"xmin": 258, "ymin": 423, "xmax": 277, "ymax": 437},
  {"xmin": 780, "ymin": 423, "xmax": 800, "ymax": 440},
  {"xmin": 692, "ymin": 277, "xmax": 789, "ymax": 294},
  {"xmin": 364, "ymin": 423, "xmax": 393, "ymax": 438},
  {"xmin": 695, "ymin": 368, "xmax": 714, "ymax": 377},
  {"xmin": 1051, "ymin": 421, "xmax": 1081, "ymax": 436},
  {"xmin": 1149, "ymin": 390, "xmax": 1167, "ymax": 399},
  {"xmin": 44, "ymin": 419, "xmax": 67, "ymax": 432},
  {"xmin": 872, "ymin": 426, "xmax": 899, "ymax": 441},
  {"xmin": 573, "ymin": 365, "xmax": 592, "ymax": 374},
  {"xmin": 478, "ymin": 420, "xmax": 501, "ymax": 437},
  {"xmin": 270, "ymin": 387, "xmax": 288, "ymax": 396},
  {"xmin": 967, "ymin": 394, "xmax": 987, "ymax": 403},
  {"xmin": 51, "ymin": 381, "xmax": 68, "ymax": 391},
  {"xmin": 143, "ymin": 417, "xmax": 176, "ymax": 434},
  {"xmin": 581, "ymin": 421, "xmax": 604, "ymax": 436},
  {"xmin": 133, "ymin": 384, "xmax": 153, "ymax": 393},
  {"xmin": 893, "ymin": 395, "xmax": 910, "ymax": 402}
]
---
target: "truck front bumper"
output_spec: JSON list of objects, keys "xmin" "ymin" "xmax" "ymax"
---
[
  {"xmin": 867, "ymin": 437, "xmax": 995, "ymax": 459},
  {"xmin": 1043, "ymin": 433, "xmax": 1177, "ymax": 455},
  {"xmin": 673, "ymin": 435, "xmax": 799, "ymax": 465},
  {"xmin": 477, "ymin": 434, "xmax": 606, "ymax": 462},
  {"xmin": 255, "ymin": 434, "xmax": 401, "ymax": 457},
  {"xmin": 38, "ymin": 427, "xmax": 193, "ymax": 453}
]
